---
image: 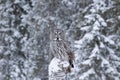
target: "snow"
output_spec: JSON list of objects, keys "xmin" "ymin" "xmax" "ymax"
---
[
  {"xmin": 0, "ymin": 5, "xmax": 3, "ymax": 10},
  {"xmin": 60, "ymin": 61, "xmax": 69, "ymax": 68},
  {"xmin": 84, "ymin": 14, "xmax": 95, "ymax": 23},
  {"xmin": 74, "ymin": 33, "xmax": 94, "ymax": 48},
  {"xmin": 74, "ymin": 44, "xmax": 81, "ymax": 49},
  {"xmin": 93, "ymin": 25, "xmax": 100, "ymax": 31},
  {"xmin": 79, "ymin": 68, "xmax": 95, "ymax": 79},
  {"xmin": 100, "ymin": 42, "xmax": 105, "ymax": 48},
  {"xmin": 90, "ymin": 7, "xmax": 96, "ymax": 13},
  {"xmin": 106, "ymin": 67, "xmax": 115, "ymax": 73},
  {"xmin": 75, "ymin": 33, "xmax": 94, "ymax": 44},
  {"xmin": 0, "ymin": 59, "xmax": 5, "ymax": 65},
  {"xmin": 0, "ymin": 28, "xmax": 21, "ymax": 39},
  {"xmin": 49, "ymin": 57, "xmax": 62, "ymax": 75},
  {"xmin": 100, "ymin": 34, "xmax": 115, "ymax": 45},
  {"xmin": 49, "ymin": 57, "xmax": 70, "ymax": 75},
  {"xmin": 13, "ymin": 30, "xmax": 21, "ymax": 37},
  {"xmin": 92, "ymin": 44, "xmax": 99, "ymax": 54},
  {"xmin": 84, "ymin": 33, "xmax": 94, "ymax": 41},
  {"xmin": 118, "ymin": 16, "xmax": 120, "ymax": 20},
  {"xmin": 11, "ymin": 72, "xmax": 18, "ymax": 77},
  {"xmin": 0, "ymin": 28, "xmax": 11, "ymax": 32},
  {"xmin": 93, "ymin": 0, "xmax": 107, "ymax": 13},
  {"xmin": 62, "ymin": 0, "xmax": 73, "ymax": 7},
  {"xmin": 101, "ymin": 57, "xmax": 109, "ymax": 67},
  {"xmin": 49, "ymin": 57, "xmax": 70, "ymax": 80},
  {"xmin": 93, "ymin": 0, "xmax": 100, "ymax": 3},
  {"xmin": 0, "ymin": 72, "xmax": 3, "ymax": 80},
  {"xmin": 104, "ymin": 36, "xmax": 115, "ymax": 45},
  {"xmin": 101, "ymin": 21, "xmax": 107, "ymax": 26},
  {"xmin": 107, "ymin": 47, "xmax": 115, "ymax": 54},
  {"xmin": 0, "ymin": 20, "xmax": 8, "ymax": 25},
  {"xmin": 23, "ymin": 4, "xmax": 30, "ymax": 12},
  {"xmin": 0, "ymin": 0, "xmax": 119, "ymax": 80},
  {"xmin": 80, "ymin": 26, "xmax": 91, "ymax": 31},
  {"xmin": 81, "ymin": 59, "xmax": 91, "ymax": 66},
  {"xmin": 0, "ymin": 46, "xmax": 4, "ymax": 53},
  {"xmin": 93, "ymin": 21, "xmax": 100, "ymax": 27},
  {"xmin": 14, "ymin": 0, "xmax": 21, "ymax": 3},
  {"xmin": 33, "ymin": 78, "xmax": 41, "ymax": 80}
]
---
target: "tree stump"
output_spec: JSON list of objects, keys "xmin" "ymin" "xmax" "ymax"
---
[{"xmin": 49, "ymin": 57, "xmax": 70, "ymax": 80}]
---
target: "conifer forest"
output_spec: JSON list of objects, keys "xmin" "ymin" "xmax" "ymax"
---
[{"xmin": 0, "ymin": 0, "xmax": 120, "ymax": 80}]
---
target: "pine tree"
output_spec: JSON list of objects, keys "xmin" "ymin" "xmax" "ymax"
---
[
  {"xmin": 0, "ymin": 0, "xmax": 32, "ymax": 79},
  {"xmin": 75, "ymin": 0, "xmax": 120, "ymax": 80}
]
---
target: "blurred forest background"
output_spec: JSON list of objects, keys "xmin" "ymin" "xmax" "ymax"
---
[{"xmin": 0, "ymin": 0, "xmax": 120, "ymax": 80}]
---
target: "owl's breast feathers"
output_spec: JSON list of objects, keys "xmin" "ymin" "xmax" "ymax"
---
[{"xmin": 52, "ymin": 40, "xmax": 75, "ymax": 72}]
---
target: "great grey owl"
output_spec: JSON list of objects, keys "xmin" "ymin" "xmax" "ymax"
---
[{"xmin": 50, "ymin": 28, "xmax": 74, "ymax": 72}]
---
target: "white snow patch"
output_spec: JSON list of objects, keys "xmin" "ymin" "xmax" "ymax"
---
[
  {"xmin": 49, "ymin": 57, "xmax": 70, "ymax": 76},
  {"xmin": 11, "ymin": 72, "xmax": 18, "ymax": 77},
  {"xmin": 0, "ymin": 28, "xmax": 12, "ymax": 32},
  {"xmin": 83, "ymin": 33, "xmax": 94, "ymax": 41},
  {"xmin": 101, "ymin": 57, "xmax": 109, "ymax": 67},
  {"xmin": 101, "ymin": 21, "xmax": 107, "ymax": 26},
  {"xmin": 93, "ymin": 25, "xmax": 99, "ymax": 31},
  {"xmin": 101, "ymin": 35, "xmax": 115, "ymax": 45},
  {"xmin": 74, "ymin": 40, "xmax": 83, "ymax": 48},
  {"xmin": 60, "ymin": 61, "xmax": 69, "ymax": 68},
  {"xmin": 14, "ymin": 0, "xmax": 21, "ymax": 3},
  {"xmin": 74, "ymin": 33, "xmax": 94, "ymax": 48},
  {"xmin": 81, "ymin": 59, "xmax": 91, "ymax": 66},
  {"xmin": 90, "ymin": 7, "xmax": 96, "ymax": 13},
  {"xmin": 12, "ymin": 29, "xmax": 21, "ymax": 38},
  {"xmin": 79, "ymin": 68, "xmax": 95, "ymax": 79},
  {"xmin": 33, "ymin": 78, "xmax": 41, "ymax": 80},
  {"xmin": 106, "ymin": 67, "xmax": 114, "ymax": 73},
  {"xmin": 0, "ymin": 72, "xmax": 3, "ymax": 80},
  {"xmin": 100, "ymin": 42, "xmax": 105, "ymax": 48},
  {"xmin": 84, "ymin": 14, "xmax": 95, "ymax": 23},
  {"xmin": 0, "ymin": 46, "xmax": 4, "ymax": 53},
  {"xmin": 49, "ymin": 57, "xmax": 62, "ymax": 75},
  {"xmin": 90, "ymin": 44, "xmax": 99, "ymax": 57},
  {"xmin": 94, "ymin": 21, "xmax": 100, "ymax": 27},
  {"xmin": 80, "ymin": 26, "xmax": 91, "ymax": 31},
  {"xmin": 107, "ymin": 47, "xmax": 114, "ymax": 54},
  {"xmin": 74, "ymin": 40, "xmax": 82, "ymax": 45},
  {"xmin": 118, "ymin": 16, "xmax": 120, "ymax": 20}
]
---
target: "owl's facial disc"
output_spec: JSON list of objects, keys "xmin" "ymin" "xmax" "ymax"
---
[{"xmin": 53, "ymin": 29, "xmax": 63, "ymax": 41}]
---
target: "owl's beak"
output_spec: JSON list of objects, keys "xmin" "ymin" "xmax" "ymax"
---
[{"xmin": 57, "ymin": 37, "xmax": 59, "ymax": 40}]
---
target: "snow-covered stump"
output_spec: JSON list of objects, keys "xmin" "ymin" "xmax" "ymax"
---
[{"xmin": 49, "ymin": 57, "xmax": 70, "ymax": 80}]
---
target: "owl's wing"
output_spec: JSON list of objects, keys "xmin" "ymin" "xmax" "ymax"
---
[
  {"xmin": 63, "ymin": 41, "xmax": 75, "ymax": 68},
  {"xmin": 67, "ymin": 51, "xmax": 74, "ymax": 68}
]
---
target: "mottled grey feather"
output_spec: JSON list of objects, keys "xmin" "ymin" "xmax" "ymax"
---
[{"xmin": 50, "ymin": 29, "xmax": 74, "ymax": 72}]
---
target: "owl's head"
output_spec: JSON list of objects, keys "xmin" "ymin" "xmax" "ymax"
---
[{"xmin": 50, "ymin": 29, "xmax": 65, "ymax": 41}]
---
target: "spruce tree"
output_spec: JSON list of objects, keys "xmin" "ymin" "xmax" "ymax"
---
[{"xmin": 75, "ymin": 0, "xmax": 120, "ymax": 80}]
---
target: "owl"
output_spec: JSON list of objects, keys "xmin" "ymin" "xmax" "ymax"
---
[{"xmin": 50, "ymin": 28, "xmax": 74, "ymax": 72}]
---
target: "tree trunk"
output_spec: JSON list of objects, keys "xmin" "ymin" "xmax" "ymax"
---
[{"xmin": 49, "ymin": 57, "xmax": 69, "ymax": 80}]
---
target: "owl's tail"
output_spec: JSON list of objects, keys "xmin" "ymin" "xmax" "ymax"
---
[
  {"xmin": 69, "ymin": 59, "xmax": 74, "ymax": 68},
  {"xmin": 68, "ymin": 52, "xmax": 74, "ymax": 68},
  {"xmin": 64, "ymin": 52, "xmax": 74, "ymax": 73}
]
